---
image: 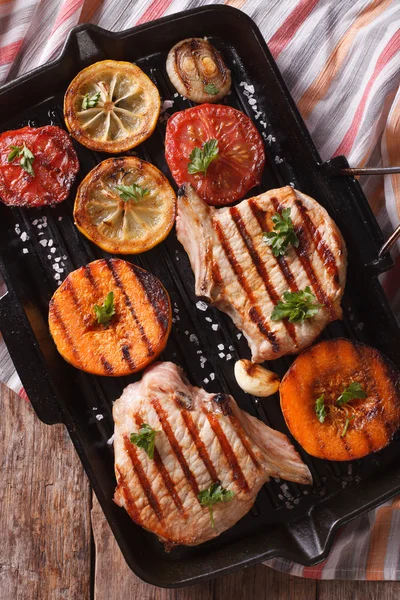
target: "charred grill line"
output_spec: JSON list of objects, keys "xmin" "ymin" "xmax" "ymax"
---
[
  {"xmin": 204, "ymin": 409, "xmax": 250, "ymax": 492},
  {"xmin": 213, "ymin": 219, "xmax": 280, "ymax": 353},
  {"xmin": 133, "ymin": 264, "xmax": 170, "ymax": 333},
  {"xmin": 115, "ymin": 466, "xmax": 142, "ymax": 525},
  {"xmin": 354, "ymin": 345, "xmax": 396, "ymax": 442},
  {"xmin": 64, "ymin": 277, "xmax": 114, "ymax": 372},
  {"xmin": 106, "ymin": 259, "xmax": 154, "ymax": 357},
  {"xmin": 181, "ymin": 410, "xmax": 219, "ymax": 481},
  {"xmin": 230, "ymin": 206, "xmax": 298, "ymax": 346},
  {"xmin": 123, "ymin": 434, "xmax": 164, "ymax": 520},
  {"xmin": 49, "ymin": 300, "xmax": 83, "ymax": 367},
  {"xmin": 151, "ymin": 397, "xmax": 201, "ymax": 499},
  {"xmin": 135, "ymin": 414, "xmax": 185, "ymax": 514},
  {"xmin": 248, "ymin": 199, "xmax": 299, "ymax": 292},
  {"xmin": 122, "ymin": 344, "xmax": 136, "ymax": 371},
  {"xmin": 228, "ymin": 415, "xmax": 260, "ymax": 468},
  {"xmin": 295, "ymin": 200, "xmax": 340, "ymax": 284},
  {"xmin": 271, "ymin": 197, "xmax": 336, "ymax": 320}
]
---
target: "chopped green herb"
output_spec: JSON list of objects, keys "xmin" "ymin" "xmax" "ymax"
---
[
  {"xmin": 93, "ymin": 291, "xmax": 115, "ymax": 327},
  {"xmin": 82, "ymin": 91, "xmax": 101, "ymax": 110},
  {"xmin": 315, "ymin": 394, "xmax": 327, "ymax": 423},
  {"xmin": 198, "ymin": 482, "xmax": 235, "ymax": 528},
  {"xmin": 188, "ymin": 138, "xmax": 219, "ymax": 175},
  {"xmin": 341, "ymin": 416, "xmax": 355, "ymax": 438},
  {"xmin": 271, "ymin": 286, "xmax": 323, "ymax": 323},
  {"xmin": 204, "ymin": 83, "xmax": 219, "ymax": 95},
  {"xmin": 263, "ymin": 208, "xmax": 299, "ymax": 257},
  {"xmin": 116, "ymin": 183, "xmax": 150, "ymax": 202},
  {"xmin": 8, "ymin": 144, "xmax": 35, "ymax": 177},
  {"xmin": 130, "ymin": 423, "xmax": 158, "ymax": 459},
  {"xmin": 336, "ymin": 382, "xmax": 367, "ymax": 407}
]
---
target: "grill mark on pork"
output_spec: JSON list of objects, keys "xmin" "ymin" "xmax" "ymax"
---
[
  {"xmin": 203, "ymin": 409, "xmax": 250, "ymax": 492},
  {"xmin": 271, "ymin": 197, "xmax": 337, "ymax": 320},
  {"xmin": 105, "ymin": 258, "xmax": 154, "ymax": 357},
  {"xmin": 229, "ymin": 416, "xmax": 260, "ymax": 468},
  {"xmin": 115, "ymin": 466, "xmax": 142, "ymax": 524},
  {"xmin": 133, "ymin": 264, "xmax": 170, "ymax": 334},
  {"xmin": 123, "ymin": 434, "xmax": 164, "ymax": 520},
  {"xmin": 134, "ymin": 414, "xmax": 185, "ymax": 514},
  {"xmin": 151, "ymin": 397, "xmax": 201, "ymax": 499},
  {"xmin": 213, "ymin": 219, "xmax": 280, "ymax": 353},
  {"xmin": 295, "ymin": 200, "xmax": 340, "ymax": 285},
  {"xmin": 248, "ymin": 199, "xmax": 299, "ymax": 292},
  {"xmin": 230, "ymin": 206, "xmax": 298, "ymax": 346},
  {"xmin": 49, "ymin": 300, "xmax": 83, "ymax": 367},
  {"xmin": 181, "ymin": 410, "xmax": 219, "ymax": 481}
]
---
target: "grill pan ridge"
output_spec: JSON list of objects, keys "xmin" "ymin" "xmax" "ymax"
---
[{"xmin": 0, "ymin": 6, "xmax": 400, "ymax": 587}]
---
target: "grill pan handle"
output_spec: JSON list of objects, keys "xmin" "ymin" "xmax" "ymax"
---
[
  {"xmin": 322, "ymin": 156, "xmax": 400, "ymax": 267},
  {"xmin": 0, "ymin": 285, "xmax": 62, "ymax": 425}
]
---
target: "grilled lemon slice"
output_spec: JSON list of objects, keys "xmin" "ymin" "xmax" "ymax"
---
[
  {"xmin": 74, "ymin": 157, "xmax": 176, "ymax": 254},
  {"xmin": 64, "ymin": 60, "xmax": 160, "ymax": 153}
]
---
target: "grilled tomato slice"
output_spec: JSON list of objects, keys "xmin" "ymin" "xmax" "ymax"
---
[
  {"xmin": 49, "ymin": 258, "xmax": 172, "ymax": 376},
  {"xmin": 165, "ymin": 104, "xmax": 265, "ymax": 206},
  {"xmin": 280, "ymin": 339, "xmax": 400, "ymax": 461},
  {"xmin": 0, "ymin": 125, "xmax": 79, "ymax": 207},
  {"xmin": 74, "ymin": 157, "xmax": 176, "ymax": 254},
  {"xmin": 64, "ymin": 60, "xmax": 160, "ymax": 153}
]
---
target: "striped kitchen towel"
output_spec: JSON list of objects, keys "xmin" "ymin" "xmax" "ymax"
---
[{"xmin": 0, "ymin": 0, "xmax": 400, "ymax": 581}]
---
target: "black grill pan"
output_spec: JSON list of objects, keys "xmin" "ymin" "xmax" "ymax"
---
[{"xmin": 0, "ymin": 5, "xmax": 400, "ymax": 588}]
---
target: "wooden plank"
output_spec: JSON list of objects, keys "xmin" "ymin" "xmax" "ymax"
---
[
  {"xmin": 91, "ymin": 493, "xmax": 317, "ymax": 599},
  {"xmin": 318, "ymin": 580, "xmax": 400, "ymax": 600},
  {"xmin": 0, "ymin": 384, "xmax": 92, "ymax": 600}
]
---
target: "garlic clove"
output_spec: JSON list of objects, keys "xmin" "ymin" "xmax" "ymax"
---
[{"xmin": 234, "ymin": 359, "xmax": 280, "ymax": 397}]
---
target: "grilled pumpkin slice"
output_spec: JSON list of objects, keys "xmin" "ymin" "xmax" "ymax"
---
[
  {"xmin": 49, "ymin": 258, "xmax": 171, "ymax": 376},
  {"xmin": 64, "ymin": 60, "xmax": 160, "ymax": 153},
  {"xmin": 280, "ymin": 339, "xmax": 400, "ymax": 461}
]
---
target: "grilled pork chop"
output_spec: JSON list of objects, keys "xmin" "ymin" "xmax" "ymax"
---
[
  {"xmin": 113, "ymin": 362, "xmax": 312, "ymax": 547},
  {"xmin": 176, "ymin": 185, "xmax": 347, "ymax": 362}
]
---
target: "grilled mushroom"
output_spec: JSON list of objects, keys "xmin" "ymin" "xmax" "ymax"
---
[{"xmin": 166, "ymin": 38, "xmax": 231, "ymax": 103}]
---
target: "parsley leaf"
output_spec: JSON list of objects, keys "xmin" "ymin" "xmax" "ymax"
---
[
  {"xmin": 93, "ymin": 291, "xmax": 115, "ymax": 327},
  {"xmin": 130, "ymin": 423, "xmax": 158, "ymax": 459},
  {"xmin": 271, "ymin": 286, "xmax": 323, "ymax": 323},
  {"xmin": 82, "ymin": 91, "xmax": 101, "ymax": 110},
  {"xmin": 263, "ymin": 208, "xmax": 299, "ymax": 257},
  {"xmin": 8, "ymin": 144, "xmax": 35, "ymax": 177},
  {"xmin": 341, "ymin": 416, "xmax": 355, "ymax": 437},
  {"xmin": 116, "ymin": 183, "xmax": 150, "ymax": 202},
  {"xmin": 188, "ymin": 139, "xmax": 219, "ymax": 175},
  {"xmin": 204, "ymin": 83, "xmax": 219, "ymax": 95},
  {"xmin": 315, "ymin": 394, "xmax": 327, "ymax": 423},
  {"xmin": 198, "ymin": 482, "xmax": 235, "ymax": 528},
  {"xmin": 336, "ymin": 382, "xmax": 367, "ymax": 407}
]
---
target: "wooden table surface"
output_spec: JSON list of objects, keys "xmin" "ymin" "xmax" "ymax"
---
[{"xmin": 2, "ymin": 382, "xmax": 399, "ymax": 600}]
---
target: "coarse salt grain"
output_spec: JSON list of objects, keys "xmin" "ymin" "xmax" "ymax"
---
[
  {"xmin": 218, "ymin": 344, "xmax": 224, "ymax": 350},
  {"xmin": 107, "ymin": 434, "xmax": 115, "ymax": 445},
  {"xmin": 39, "ymin": 239, "xmax": 47, "ymax": 247},
  {"xmin": 196, "ymin": 301, "xmax": 208, "ymax": 311},
  {"xmin": 51, "ymin": 247, "xmax": 56, "ymax": 253},
  {"xmin": 203, "ymin": 378, "xmax": 209, "ymax": 384},
  {"xmin": 20, "ymin": 232, "xmax": 28, "ymax": 242},
  {"xmin": 212, "ymin": 324, "xmax": 219, "ymax": 331},
  {"xmin": 22, "ymin": 248, "xmax": 28, "ymax": 254},
  {"xmin": 210, "ymin": 373, "xmax": 215, "ymax": 380},
  {"xmin": 226, "ymin": 354, "xmax": 232, "ymax": 360},
  {"xmin": 205, "ymin": 317, "xmax": 212, "ymax": 322},
  {"xmin": 219, "ymin": 352, "xmax": 225, "ymax": 358},
  {"xmin": 48, "ymin": 239, "xmax": 53, "ymax": 247},
  {"xmin": 189, "ymin": 333, "xmax": 199, "ymax": 345},
  {"xmin": 96, "ymin": 414, "xmax": 104, "ymax": 421}
]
